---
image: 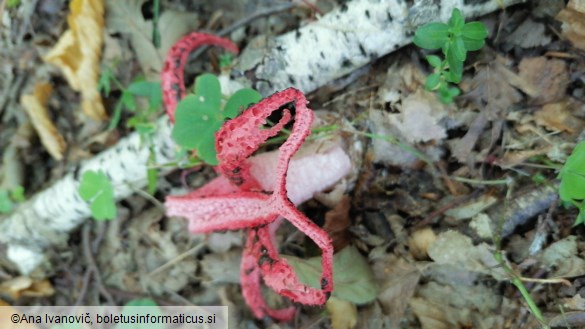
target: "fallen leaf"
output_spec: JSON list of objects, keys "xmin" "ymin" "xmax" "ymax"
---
[
  {"xmin": 286, "ymin": 245, "xmax": 378, "ymax": 304},
  {"xmin": 323, "ymin": 195, "xmax": 352, "ymax": 251},
  {"xmin": 540, "ymin": 236, "xmax": 585, "ymax": 278},
  {"xmin": 454, "ymin": 58, "xmax": 525, "ymax": 162},
  {"xmin": 556, "ymin": 0, "xmax": 585, "ymax": 51},
  {"xmin": 504, "ymin": 18, "xmax": 551, "ymax": 48},
  {"xmin": 519, "ymin": 57, "xmax": 570, "ymax": 105},
  {"xmin": 0, "ymin": 276, "xmax": 55, "ymax": 299},
  {"xmin": 326, "ymin": 296, "xmax": 358, "ymax": 329},
  {"xmin": 201, "ymin": 250, "xmax": 242, "ymax": 284},
  {"xmin": 105, "ymin": 0, "xmax": 199, "ymax": 78},
  {"xmin": 371, "ymin": 254, "xmax": 421, "ymax": 323},
  {"xmin": 407, "ymin": 227, "xmax": 437, "ymax": 260},
  {"xmin": 444, "ymin": 194, "xmax": 497, "ymax": 220},
  {"xmin": 534, "ymin": 101, "xmax": 582, "ymax": 133},
  {"xmin": 20, "ymin": 83, "xmax": 67, "ymax": 160},
  {"xmin": 43, "ymin": 0, "xmax": 106, "ymax": 121},
  {"xmin": 389, "ymin": 91, "xmax": 448, "ymax": 143},
  {"xmin": 564, "ymin": 294, "xmax": 585, "ymax": 311},
  {"xmin": 427, "ymin": 230, "xmax": 508, "ymax": 280}
]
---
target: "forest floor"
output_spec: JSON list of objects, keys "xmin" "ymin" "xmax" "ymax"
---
[{"xmin": 1, "ymin": 0, "xmax": 585, "ymax": 328}]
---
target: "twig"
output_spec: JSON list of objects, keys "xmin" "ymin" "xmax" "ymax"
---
[{"xmin": 81, "ymin": 223, "xmax": 115, "ymax": 305}]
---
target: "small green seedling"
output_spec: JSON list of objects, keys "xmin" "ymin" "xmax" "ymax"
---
[
  {"xmin": 558, "ymin": 141, "xmax": 585, "ymax": 225},
  {"xmin": 171, "ymin": 73, "xmax": 262, "ymax": 165},
  {"xmin": 413, "ymin": 8, "xmax": 488, "ymax": 103},
  {"xmin": 78, "ymin": 170, "xmax": 116, "ymax": 221},
  {"xmin": 0, "ymin": 186, "xmax": 25, "ymax": 214},
  {"xmin": 99, "ymin": 67, "xmax": 162, "ymax": 194},
  {"xmin": 6, "ymin": 0, "xmax": 21, "ymax": 9}
]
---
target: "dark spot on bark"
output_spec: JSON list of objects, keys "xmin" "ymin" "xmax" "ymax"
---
[
  {"xmin": 365, "ymin": 10, "xmax": 370, "ymax": 18},
  {"xmin": 340, "ymin": 3, "xmax": 348, "ymax": 12},
  {"xmin": 405, "ymin": 30, "xmax": 414, "ymax": 37},
  {"xmin": 341, "ymin": 58, "xmax": 352, "ymax": 68},
  {"xmin": 308, "ymin": 75, "xmax": 314, "ymax": 81},
  {"xmin": 394, "ymin": 44, "xmax": 399, "ymax": 50},
  {"xmin": 464, "ymin": 0, "xmax": 491, "ymax": 4},
  {"xmin": 320, "ymin": 51, "xmax": 325, "ymax": 59},
  {"xmin": 75, "ymin": 208, "xmax": 84, "ymax": 215},
  {"xmin": 295, "ymin": 29, "xmax": 302, "ymax": 40},
  {"xmin": 73, "ymin": 165, "xmax": 81, "ymax": 180},
  {"xmin": 288, "ymin": 75, "xmax": 296, "ymax": 84},
  {"xmin": 359, "ymin": 44, "xmax": 366, "ymax": 57},
  {"xmin": 387, "ymin": 11, "xmax": 393, "ymax": 22},
  {"xmin": 369, "ymin": 52, "xmax": 378, "ymax": 59},
  {"xmin": 276, "ymin": 45, "xmax": 284, "ymax": 51}
]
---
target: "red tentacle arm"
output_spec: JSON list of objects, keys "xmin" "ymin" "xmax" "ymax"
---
[{"xmin": 161, "ymin": 32, "xmax": 239, "ymax": 123}]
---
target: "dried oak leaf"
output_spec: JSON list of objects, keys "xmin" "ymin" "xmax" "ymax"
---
[
  {"xmin": 44, "ymin": 0, "xmax": 106, "ymax": 121},
  {"xmin": 20, "ymin": 83, "xmax": 67, "ymax": 160},
  {"xmin": 519, "ymin": 56, "xmax": 569, "ymax": 105},
  {"xmin": 557, "ymin": 0, "xmax": 585, "ymax": 51}
]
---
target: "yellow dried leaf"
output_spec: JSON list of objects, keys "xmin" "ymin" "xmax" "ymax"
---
[
  {"xmin": 44, "ymin": 0, "xmax": 106, "ymax": 121},
  {"xmin": 0, "ymin": 276, "xmax": 55, "ymax": 299},
  {"xmin": 326, "ymin": 297, "xmax": 358, "ymax": 329},
  {"xmin": 20, "ymin": 83, "xmax": 67, "ymax": 160}
]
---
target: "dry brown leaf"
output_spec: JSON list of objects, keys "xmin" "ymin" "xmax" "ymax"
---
[
  {"xmin": 0, "ymin": 276, "xmax": 55, "ymax": 299},
  {"xmin": 326, "ymin": 297, "xmax": 358, "ymax": 329},
  {"xmin": 323, "ymin": 195, "xmax": 352, "ymax": 251},
  {"xmin": 535, "ymin": 101, "xmax": 582, "ymax": 133},
  {"xmin": 44, "ymin": 0, "xmax": 106, "ymax": 121},
  {"xmin": 557, "ymin": 0, "xmax": 585, "ymax": 51},
  {"xmin": 540, "ymin": 236, "xmax": 585, "ymax": 278},
  {"xmin": 519, "ymin": 57, "xmax": 570, "ymax": 105},
  {"xmin": 408, "ymin": 227, "xmax": 437, "ymax": 260},
  {"xmin": 105, "ymin": 0, "xmax": 199, "ymax": 78},
  {"xmin": 427, "ymin": 230, "xmax": 508, "ymax": 280},
  {"xmin": 389, "ymin": 91, "xmax": 448, "ymax": 143},
  {"xmin": 564, "ymin": 294, "xmax": 585, "ymax": 311},
  {"xmin": 20, "ymin": 83, "xmax": 67, "ymax": 160},
  {"xmin": 372, "ymin": 254, "xmax": 421, "ymax": 324},
  {"xmin": 504, "ymin": 18, "xmax": 551, "ymax": 48}
]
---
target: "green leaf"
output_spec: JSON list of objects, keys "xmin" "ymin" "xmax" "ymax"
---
[
  {"xmin": 194, "ymin": 73, "xmax": 222, "ymax": 111},
  {"xmin": 219, "ymin": 53, "xmax": 233, "ymax": 69},
  {"xmin": 413, "ymin": 23, "xmax": 450, "ymax": 50},
  {"xmin": 223, "ymin": 88, "xmax": 262, "ymax": 119},
  {"xmin": 78, "ymin": 171, "xmax": 116, "ymax": 221},
  {"xmin": 449, "ymin": 37, "xmax": 467, "ymax": 62},
  {"xmin": 171, "ymin": 95, "xmax": 223, "ymax": 150},
  {"xmin": 197, "ymin": 130, "xmax": 222, "ymax": 165},
  {"xmin": 0, "ymin": 190, "xmax": 13, "ymax": 214},
  {"xmin": 426, "ymin": 55, "xmax": 442, "ymax": 68},
  {"xmin": 462, "ymin": 37, "xmax": 485, "ymax": 51},
  {"xmin": 121, "ymin": 91, "xmax": 136, "ymax": 112},
  {"xmin": 98, "ymin": 66, "xmax": 113, "ymax": 97},
  {"xmin": 559, "ymin": 141, "xmax": 585, "ymax": 202},
  {"xmin": 285, "ymin": 245, "xmax": 378, "ymax": 304},
  {"xmin": 9, "ymin": 186, "xmax": 25, "ymax": 202},
  {"xmin": 446, "ymin": 49, "xmax": 463, "ymax": 83},
  {"xmin": 147, "ymin": 149, "xmax": 158, "ymax": 194},
  {"xmin": 448, "ymin": 86, "xmax": 461, "ymax": 98},
  {"xmin": 462, "ymin": 22, "xmax": 488, "ymax": 40},
  {"xmin": 108, "ymin": 99, "xmax": 124, "ymax": 130},
  {"xmin": 425, "ymin": 73, "xmax": 441, "ymax": 90},
  {"xmin": 448, "ymin": 8, "xmax": 465, "ymax": 32},
  {"xmin": 127, "ymin": 81, "xmax": 163, "ymax": 110}
]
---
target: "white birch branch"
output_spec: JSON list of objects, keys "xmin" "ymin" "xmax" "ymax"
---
[{"xmin": 1, "ymin": 0, "xmax": 524, "ymax": 275}]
